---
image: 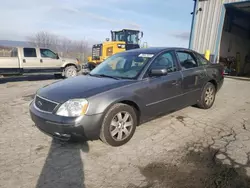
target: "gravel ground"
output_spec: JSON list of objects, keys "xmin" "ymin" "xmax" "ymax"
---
[{"xmin": 0, "ymin": 75, "xmax": 250, "ymax": 188}]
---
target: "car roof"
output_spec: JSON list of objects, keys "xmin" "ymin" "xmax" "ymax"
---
[{"xmin": 120, "ymin": 47, "xmax": 193, "ymax": 55}]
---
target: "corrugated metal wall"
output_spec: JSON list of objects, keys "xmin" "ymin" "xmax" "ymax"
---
[{"xmin": 190, "ymin": 0, "xmax": 248, "ymax": 61}]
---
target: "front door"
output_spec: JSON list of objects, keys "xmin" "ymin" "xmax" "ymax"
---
[
  {"xmin": 140, "ymin": 51, "xmax": 183, "ymax": 119},
  {"xmin": 175, "ymin": 50, "xmax": 207, "ymax": 106},
  {"xmin": 22, "ymin": 48, "xmax": 41, "ymax": 73},
  {"xmin": 39, "ymin": 48, "xmax": 62, "ymax": 72}
]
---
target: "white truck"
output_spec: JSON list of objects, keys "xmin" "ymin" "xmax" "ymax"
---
[{"xmin": 0, "ymin": 47, "xmax": 81, "ymax": 78}]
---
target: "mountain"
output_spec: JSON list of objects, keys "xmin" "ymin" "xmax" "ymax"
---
[{"xmin": 0, "ymin": 40, "xmax": 31, "ymax": 47}]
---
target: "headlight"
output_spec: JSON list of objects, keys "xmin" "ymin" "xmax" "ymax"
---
[
  {"xmin": 117, "ymin": 44, "xmax": 125, "ymax": 48},
  {"xmin": 56, "ymin": 99, "xmax": 88, "ymax": 117}
]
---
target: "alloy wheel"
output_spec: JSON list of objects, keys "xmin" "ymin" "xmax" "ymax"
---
[
  {"xmin": 205, "ymin": 86, "xmax": 215, "ymax": 106},
  {"xmin": 109, "ymin": 111, "xmax": 134, "ymax": 141},
  {"xmin": 67, "ymin": 69, "xmax": 77, "ymax": 77}
]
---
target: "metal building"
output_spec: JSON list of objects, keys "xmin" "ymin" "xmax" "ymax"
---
[{"xmin": 190, "ymin": 0, "xmax": 250, "ymax": 76}]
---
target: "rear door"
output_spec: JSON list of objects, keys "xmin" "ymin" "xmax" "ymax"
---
[
  {"xmin": 175, "ymin": 50, "xmax": 207, "ymax": 106},
  {"xmin": 22, "ymin": 48, "xmax": 41, "ymax": 73},
  {"xmin": 39, "ymin": 48, "xmax": 62, "ymax": 72}
]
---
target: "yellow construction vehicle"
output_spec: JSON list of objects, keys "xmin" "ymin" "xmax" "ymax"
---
[{"xmin": 87, "ymin": 29, "xmax": 143, "ymax": 70}]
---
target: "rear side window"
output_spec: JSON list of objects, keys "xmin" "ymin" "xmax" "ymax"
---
[
  {"xmin": 195, "ymin": 53, "xmax": 210, "ymax": 66},
  {"xmin": 23, "ymin": 48, "xmax": 37, "ymax": 57},
  {"xmin": 176, "ymin": 51, "xmax": 198, "ymax": 69}
]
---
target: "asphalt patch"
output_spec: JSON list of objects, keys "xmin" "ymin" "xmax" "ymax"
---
[{"xmin": 128, "ymin": 146, "xmax": 250, "ymax": 188}]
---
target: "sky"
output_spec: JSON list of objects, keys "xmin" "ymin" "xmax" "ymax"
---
[{"xmin": 0, "ymin": 0, "xmax": 194, "ymax": 47}]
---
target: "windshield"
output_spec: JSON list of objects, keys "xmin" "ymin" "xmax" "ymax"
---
[
  {"xmin": 90, "ymin": 53, "xmax": 154, "ymax": 79},
  {"xmin": 126, "ymin": 32, "xmax": 139, "ymax": 44}
]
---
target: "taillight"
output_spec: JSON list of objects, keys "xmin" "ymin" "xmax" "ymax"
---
[{"xmin": 221, "ymin": 68, "xmax": 225, "ymax": 76}]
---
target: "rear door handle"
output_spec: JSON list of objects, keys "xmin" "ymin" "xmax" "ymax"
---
[
  {"xmin": 23, "ymin": 59, "xmax": 26, "ymax": 63},
  {"xmin": 40, "ymin": 59, "xmax": 43, "ymax": 63}
]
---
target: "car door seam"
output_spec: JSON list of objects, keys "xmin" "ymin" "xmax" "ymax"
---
[{"xmin": 146, "ymin": 88, "xmax": 200, "ymax": 107}]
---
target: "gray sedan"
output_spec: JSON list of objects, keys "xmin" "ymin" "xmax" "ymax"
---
[{"xmin": 29, "ymin": 47, "xmax": 224, "ymax": 147}]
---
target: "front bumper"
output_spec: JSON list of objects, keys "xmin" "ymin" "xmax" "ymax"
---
[
  {"xmin": 76, "ymin": 64, "xmax": 82, "ymax": 72},
  {"xmin": 29, "ymin": 101, "xmax": 103, "ymax": 141},
  {"xmin": 81, "ymin": 64, "xmax": 90, "ymax": 75}
]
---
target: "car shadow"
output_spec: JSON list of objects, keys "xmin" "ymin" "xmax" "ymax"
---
[
  {"xmin": 36, "ymin": 139, "xmax": 89, "ymax": 188},
  {"xmin": 139, "ymin": 106, "xmax": 189, "ymax": 126},
  {"xmin": 0, "ymin": 74, "xmax": 60, "ymax": 84}
]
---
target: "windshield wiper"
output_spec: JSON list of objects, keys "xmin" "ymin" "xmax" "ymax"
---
[{"xmin": 89, "ymin": 74, "xmax": 121, "ymax": 80}]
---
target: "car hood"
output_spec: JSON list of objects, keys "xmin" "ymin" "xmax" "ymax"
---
[{"xmin": 37, "ymin": 75, "xmax": 135, "ymax": 103}]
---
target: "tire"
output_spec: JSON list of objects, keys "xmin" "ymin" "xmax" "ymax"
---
[
  {"xmin": 197, "ymin": 82, "xmax": 216, "ymax": 109},
  {"xmin": 100, "ymin": 103, "xmax": 138, "ymax": 147},
  {"xmin": 88, "ymin": 63, "xmax": 96, "ymax": 71},
  {"xmin": 64, "ymin": 66, "xmax": 77, "ymax": 78}
]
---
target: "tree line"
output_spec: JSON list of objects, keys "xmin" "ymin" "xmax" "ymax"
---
[{"xmin": 27, "ymin": 31, "xmax": 92, "ymax": 63}]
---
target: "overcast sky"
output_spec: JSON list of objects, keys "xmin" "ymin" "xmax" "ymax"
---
[{"xmin": 0, "ymin": 0, "xmax": 194, "ymax": 47}]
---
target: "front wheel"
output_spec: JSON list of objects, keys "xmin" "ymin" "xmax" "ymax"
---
[
  {"xmin": 100, "ymin": 103, "xmax": 137, "ymax": 147},
  {"xmin": 197, "ymin": 82, "xmax": 216, "ymax": 109},
  {"xmin": 64, "ymin": 66, "xmax": 77, "ymax": 78}
]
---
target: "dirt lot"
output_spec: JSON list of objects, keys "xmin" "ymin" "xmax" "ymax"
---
[{"xmin": 0, "ymin": 75, "xmax": 250, "ymax": 188}]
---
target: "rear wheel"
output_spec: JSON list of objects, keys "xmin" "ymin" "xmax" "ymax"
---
[
  {"xmin": 64, "ymin": 66, "xmax": 77, "ymax": 78},
  {"xmin": 100, "ymin": 103, "xmax": 137, "ymax": 147},
  {"xmin": 197, "ymin": 82, "xmax": 216, "ymax": 109}
]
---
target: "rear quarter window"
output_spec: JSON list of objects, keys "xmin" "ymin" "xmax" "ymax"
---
[{"xmin": 195, "ymin": 53, "xmax": 210, "ymax": 66}]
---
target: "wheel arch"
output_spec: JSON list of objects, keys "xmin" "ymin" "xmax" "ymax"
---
[
  {"xmin": 99, "ymin": 98, "xmax": 142, "ymax": 126},
  {"xmin": 118, "ymin": 100, "xmax": 141, "ymax": 124},
  {"xmin": 63, "ymin": 63, "xmax": 77, "ymax": 69},
  {"xmin": 208, "ymin": 79, "xmax": 218, "ymax": 91}
]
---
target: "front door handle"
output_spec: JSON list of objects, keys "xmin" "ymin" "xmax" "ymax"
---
[
  {"xmin": 40, "ymin": 59, "xmax": 43, "ymax": 63},
  {"xmin": 171, "ymin": 80, "xmax": 179, "ymax": 86},
  {"xmin": 23, "ymin": 59, "xmax": 26, "ymax": 63}
]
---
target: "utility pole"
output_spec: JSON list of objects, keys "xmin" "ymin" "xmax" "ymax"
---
[{"xmin": 189, "ymin": 0, "xmax": 197, "ymax": 49}]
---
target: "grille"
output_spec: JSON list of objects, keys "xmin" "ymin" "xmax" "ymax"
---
[
  {"xmin": 92, "ymin": 44, "xmax": 102, "ymax": 60},
  {"xmin": 34, "ymin": 95, "xmax": 58, "ymax": 113}
]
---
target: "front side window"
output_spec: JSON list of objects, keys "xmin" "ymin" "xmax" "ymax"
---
[
  {"xmin": 40, "ymin": 49, "xmax": 57, "ymax": 59},
  {"xmin": 176, "ymin": 51, "xmax": 198, "ymax": 69},
  {"xmin": 150, "ymin": 51, "xmax": 177, "ymax": 73},
  {"xmin": 90, "ymin": 53, "xmax": 154, "ymax": 79},
  {"xmin": 23, "ymin": 48, "xmax": 37, "ymax": 57}
]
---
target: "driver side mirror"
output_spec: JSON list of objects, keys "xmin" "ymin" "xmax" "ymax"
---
[
  {"xmin": 149, "ymin": 68, "xmax": 168, "ymax": 77},
  {"xmin": 140, "ymin": 32, "xmax": 143, "ymax": 39},
  {"xmin": 56, "ymin": 53, "xmax": 59, "ymax": 59}
]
